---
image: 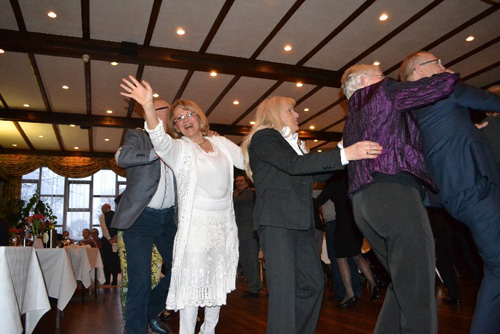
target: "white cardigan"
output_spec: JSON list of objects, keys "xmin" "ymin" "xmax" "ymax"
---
[{"xmin": 146, "ymin": 120, "xmax": 244, "ymax": 310}]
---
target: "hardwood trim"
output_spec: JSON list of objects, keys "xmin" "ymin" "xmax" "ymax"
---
[
  {"xmin": 231, "ymin": 81, "xmax": 283, "ymax": 125},
  {"xmin": 462, "ymin": 60, "xmax": 500, "ymax": 81},
  {"xmin": 81, "ymin": 0, "xmax": 90, "ymax": 40},
  {"xmin": 143, "ymin": 0, "xmax": 163, "ymax": 47},
  {"xmin": 299, "ymin": 97, "xmax": 346, "ymax": 127},
  {"xmin": 199, "ymin": 0, "xmax": 235, "ymax": 53},
  {"xmin": 205, "ymin": 76, "xmax": 240, "ymax": 117},
  {"xmin": 446, "ymin": 35, "xmax": 500, "ymax": 68},
  {"xmin": 13, "ymin": 121, "xmax": 35, "ymax": 150}
]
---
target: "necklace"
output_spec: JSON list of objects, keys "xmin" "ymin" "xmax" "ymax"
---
[{"xmin": 197, "ymin": 139, "xmax": 206, "ymax": 146}]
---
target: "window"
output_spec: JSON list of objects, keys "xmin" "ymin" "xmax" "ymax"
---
[{"xmin": 20, "ymin": 167, "xmax": 125, "ymax": 240}]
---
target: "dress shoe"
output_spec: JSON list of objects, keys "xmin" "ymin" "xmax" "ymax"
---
[
  {"xmin": 442, "ymin": 297, "xmax": 461, "ymax": 306},
  {"xmin": 158, "ymin": 310, "xmax": 172, "ymax": 322},
  {"xmin": 149, "ymin": 318, "xmax": 169, "ymax": 334},
  {"xmin": 371, "ymin": 286, "xmax": 381, "ymax": 301},
  {"xmin": 242, "ymin": 291, "xmax": 260, "ymax": 298},
  {"xmin": 337, "ymin": 296, "xmax": 357, "ymax": 309}
]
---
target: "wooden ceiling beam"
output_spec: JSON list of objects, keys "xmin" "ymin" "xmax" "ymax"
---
[
  {"xmin": 0, "ymin": 108, "xmax": 342, "ymax": 141},
  {"xmin": 0, "ymin": 29, "xmax": 343, "ymax": 87}
]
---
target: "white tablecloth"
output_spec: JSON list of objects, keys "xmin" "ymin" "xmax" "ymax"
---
[
  {"xmin": 35, "ymin": 248, "xmax": 77, "ymax": 310},
  {"xmin": 65, "ymin": 245, "xmax": 105, "ymax": 288},
  {"xmin": 0, "ymin": 247, "xmax": 51, "ymax": 334}
]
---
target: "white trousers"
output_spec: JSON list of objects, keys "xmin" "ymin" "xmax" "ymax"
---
[{"xmin": 179, "ymin": 306, "xmax": 221, "ymax": 334}]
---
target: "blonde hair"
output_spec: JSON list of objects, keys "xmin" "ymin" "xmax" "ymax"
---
[
  {"xmin": 241, "ymin": 96, "xmax": 296, "ymax": 180},
  {"xmin": 399, "ymin": 51, "xmax": 429, "ymax": 81},
  {"xmin": 167, "ymin": 99, "xmax": 209, "ymax": 139},
  {"xmin": 341, "ymin": 64, "xmax": 381, "ymax": 99}
]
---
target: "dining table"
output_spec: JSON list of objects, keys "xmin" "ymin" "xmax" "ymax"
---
[
  {"xmin": 65, "ymin": 244, "xmax": 106, "ymax": 293},
  {"xmin": 0, "ymin": 246, "xmax": 51, "ymax": 334}
]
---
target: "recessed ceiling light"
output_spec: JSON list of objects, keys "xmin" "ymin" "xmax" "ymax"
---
[
  {"xmin": 110, "ymin": 62, "xmax": 118, "ymax": 66},
  {"xmin": 12, "ymin": 144, "xmax": 17, "ymax": 147},
  {"xmin": 373, "ymin": 61, "xmax": 381, "ymax": 66},
  {"xmin": 0, "ymin": 49, "xmax": 5, "ymax": 54},
  {"xmin": 233, "ymin": 100, "xmax": 239, "ymax": 105},
  {"xmin": 23, "ymin": 104, "xmax": 30, "ymax": 107},
  {"xmin": 313, "ymin": 139, "xmax": 318, "ymax": 142},
  {"xmin": 70, "ymin": 124, "xmax": 75, "ymax": 127},
  {"xmin": 38, "ymin": 135, "xmax": 44, "ymax": 138},
  {"xmin": 296, "ymin": 82, "xmax": 303, "ymax": 87},
  {"xmin": 47, "ymin": 11, "xmax": 57, "ymax": 19},
  {"xmin": 250, "ymin": 121, "xmax": 256, "ymax": 125},
  {"xmin": 318, "ymin": 150, "xmax": 322, "ymax": 153},
  {"xmin": 304, "ymin": 108, "xmax": 309, "ymax": 112},
  {"xmin": 105, "ymin": 138, "xmax": 110, "ymax": 142},
  {"xmin": 284, "ymin": 44, "xmax": 292, "ymax": 52},
  {"xmin": 309, "ymin": 125, "xmax": 315, "ymax": 130},
  {"xmin": 106, "ymin": 110, "xmax": 113, "ymax": 114},
  {"xmin": 210, "ymin": 71, "xmax": 217, "ymax": 77},
  {"xmin": 62, "ymin": 85, "xmax": 69, "ymax": 89},
  {"xmin": 74, "ymin": 147, "xmax": 79, "ymax": 150},
  {"xmin": 379, "ymin": 13, "xmax": 389, "ymax": 21},
  {"xmin": 466, "ymin": 35, "xmax": 475, "ymax": 42},
  {"xmin": 153, "ymin": 93, "xmax": 159, "ymax": 98},
  {"xmin": 177, "ymin": 28, "xmax": 185, "ymax": 35}
]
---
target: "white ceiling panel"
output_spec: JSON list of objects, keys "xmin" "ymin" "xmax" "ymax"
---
[
  {"xmin": 35, "ymin": 55, "xmax": 86, "ymax": 113},
  {"xmin": 59, "ymin": 124, "xmax": 89, "ymax": 151},
  {"xmin": 151, "ymin": 0, "xmax": 226, "ymax": 51},
  {"xmin": 305, "ymin": 0, "xmax": 433, "ymax": 71},
  {"xmin": 141, "ymin": 65, "xmax": 190, "ymax": 112},
  {"xmin": 305, "ymin": 103, "xmax": 348, "ymax": 132},
  {"xmin": 464, "ymin": 65, "xmax": 500, "ymax": 89},
  {"xmin": 0, "ymin": 1, "xmax": 19, "ymax": 30},
  {"xmin": 257, "ymin": 0, "xmax": 366, "ymax": 65},
  {"xmin": 20, "ymin": 0, "xmax": 82, "ymax": 37},
  {"xmin": 450, "ymin": 43, "xmax": 500, "ymax": 78},
  {"xmin": 207, "ymin": 0, "xmax": 294, "ymax": 58},
  {"xmin": 180, "ymin": 71, "xmax": 234, "ymax": 113},
  {"xmin": 210, "ymin": 77, "xmax": 277, "ymax": 125},
  {"xmin": 19, "ymin": 122, "xmax": 59, "ymax": 150},
  {"xmin": 90, "ymin": 0, "xmax": 153, "ymax": 43},
  {"xmin": 0, "ymin": 52, "xmax": 45, "ymax": 109},
  {"xmin": 91, "ymin": 60, "xmax": 138, "ymax": 117},
  {"xmin": 294, "ymin": 87, "xmax": 340, "ymax": 123},
  {"xmin": 0, "ymin": 121, "xmax": 29, "ymax": 149},
  {"xmin": 92, "ymin": 127, "xmax": 123, "ymax": 153}
]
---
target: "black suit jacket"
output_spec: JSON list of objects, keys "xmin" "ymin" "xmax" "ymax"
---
[{"xmin": 249, "ymin": 128, "xmax": 344, "ymax": 231}]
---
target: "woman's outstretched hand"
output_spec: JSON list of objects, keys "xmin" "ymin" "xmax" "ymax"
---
[
  {"xmin": 344, "ymin": 141, "xmax": 383, "ymax": 161},
  {"xmin": 120, "ymin": 75, "xmax": 153, "ymax": 108}
]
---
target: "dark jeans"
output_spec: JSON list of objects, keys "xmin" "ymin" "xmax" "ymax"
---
[
  {"xmin": 325, "ymin": 220, "xmax": 361, "ymax": 298},
  {"xmin": 123, "ymin": 206, "xmax": 176, "ymax": 334}
]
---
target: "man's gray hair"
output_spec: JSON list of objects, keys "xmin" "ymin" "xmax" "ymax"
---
[{"xmin": 341, "ymin": 64, "xmax": 380, "ymax": 99}]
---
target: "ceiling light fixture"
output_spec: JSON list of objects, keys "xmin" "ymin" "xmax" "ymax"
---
[
  {"xmin": 12, "ymin": 144, "xmax": 17, "ymax": 147},
  {"xmin": 153, "ymin": 93, "xmax": 159, "ymax": 98},
  {"xmin": 105, "ymin": 138, "xmax": 110, "ymax": 142},
  {"xmin": 466, "ymin": 35, "xmax": 475, "ymax": 42},
  {"xmin": 177, "ymin": 28, "xmax": 185, "ymax": 35},
  {"xmin": 296, "ymin": 82, "xmax": 303, "ymax": 87},
  {"xmin": 304, "ymin": 108, "xmax": 309, "ymax": 112},
  {"xmin": 309, "ymin": 125, "xmax": 315, "ymax": 130},
  {"xmin": 318, "ymin": 150, "xmax": 322, "ymax": 153},
  {"xmin": 379, "ymin": 13, "xmax": 389, "ymax": 21},
  {"xmin": 111, "ymin": 62, "xmax": 118, "ymax": 66},
  {"xmin": 47, "ymin": 11, "xmax": 57, "ymax": 19},
  {"xmin": 250, "ymin": 121, "xmax": 256, "ymax": 125},
  {"xmin": 313, "ymin": 139, "xmax": 318, "ymax": 142},
  {"xmin": 373, "ymin": 61, "xmax": 381, "ymax": 66},
  {"xmin": 38, "ymin": 135, "xmax": 44, "ymax": 138},
  {"xmin": 70, "ymin": 124, "xmax": 75, "ymax": 127},
  {"xmin": 74, "ymin": 147, "xmax": 79, "ymax": 150},
  {"xmin": 210, "ymin": 71, "xmax": 217, "ymax": 77},
  {"xmin": 284, "ymin": 44, "xmax": 292, "ymax": 52},
  {"xmin": 0, "ymin": 49, "xmax": 5, "ymax": 54},
  {"xmin": 62, "ymin": 85, "xmax": 69, "ymax": 89},
  {"xmin": 106, "ymin": 110, "xmax": 113, "ymax": 114},
  {"xmin": 233, "ymin": 100, "xmax": 239, "ymax": 105},
  {"xmin": 23, "ymin": 104, "xmax": 30, "ymax": 107}
]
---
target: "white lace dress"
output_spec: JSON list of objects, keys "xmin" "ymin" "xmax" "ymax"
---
[{"xmin": 146, "ymin": 120, "xmax": 243, "ymax": 310}]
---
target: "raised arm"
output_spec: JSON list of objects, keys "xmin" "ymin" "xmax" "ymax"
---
[{"xmin": 120, "ymin": 75, "xmax": 158, "ymax": 130}]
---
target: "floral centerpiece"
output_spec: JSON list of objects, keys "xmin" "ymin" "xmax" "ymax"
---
[{"xmin": 19, "ymin": 192, "xmax": 58, "ymax": 246}]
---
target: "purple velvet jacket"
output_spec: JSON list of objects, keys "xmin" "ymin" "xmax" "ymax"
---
[{"xmin": 343, "ymin": 72, "xmax": 459, "ymax": 196}]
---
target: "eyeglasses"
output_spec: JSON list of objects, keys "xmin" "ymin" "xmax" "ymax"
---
[
  {"xmin": 173, "ymin": 111, "xmax": 197, "ymax": 124},
  {"xmin": 419, "ymin": 58, "xmax": 441, "ymax": 67}
]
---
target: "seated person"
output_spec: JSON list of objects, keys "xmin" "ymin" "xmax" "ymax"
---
[
  {"xmin": 91, "ymin": 228, "xmax": 102, "ymax": 248},
  {"xmin": 79, "ymin": 228, "xmax": 98, "ymax": 248}
]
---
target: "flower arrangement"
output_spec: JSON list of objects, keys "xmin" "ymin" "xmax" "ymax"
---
[{"xmin": 19, "ymin": 192, "xmax": 58, "ymax": 246}]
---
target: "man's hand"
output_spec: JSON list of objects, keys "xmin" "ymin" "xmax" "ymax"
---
[
  {"xmin": 207, "ymin": 130, "xmax": 220, "ymax": 137},
  {"xmin": 344, "ymin": 141, "xmax": 383, "ymax": 161},
  {"xmin": 475, "ymin": 121, "xmax": 488, "ymax": 129}
]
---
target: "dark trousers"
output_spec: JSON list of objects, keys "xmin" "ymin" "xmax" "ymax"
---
[
  {"xmin": 442, "ymin": 178, "xmax": 500, "ymax": 334},
  {"xmin": 353, "ymin": 182, "xmax": 436, "ymax": 334},
  {"xmin": 101, "ymin": 238, "xmax": 121, "ymax": 284},
  {"xmin": 325, "ymin": 220, "xmax": 361, "ymax": 298},
  {"xmin": 259, "ymin": 225, "xmax": 324, "ymax": 334},
  {"xmin": 239, "ymin": 238, "xmax": 262, "ymax": 293},
  {"xmin": 123, "ymin": 207, "xmax": 176, "ymax": 334}
]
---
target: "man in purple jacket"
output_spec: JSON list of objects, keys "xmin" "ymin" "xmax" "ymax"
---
[{"xmin": 342, "ymin": 64, "xmax": 458, "ymax": 334}]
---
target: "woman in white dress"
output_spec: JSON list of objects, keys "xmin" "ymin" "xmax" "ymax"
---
[{"xmin": 120, "ymin": 75, "xmax": 243, "ymax": 334}]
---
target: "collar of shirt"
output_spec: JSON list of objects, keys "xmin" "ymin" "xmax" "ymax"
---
[{"xmin": 280, "ymin": 126, "xmax": 303, "ymax": 155}]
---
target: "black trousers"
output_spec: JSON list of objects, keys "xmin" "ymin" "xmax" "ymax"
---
[
  {"xmin": 352, "ymin": 182, "xmax": 436, "ymax": 334},
  {"xmin": 259, "ymin": 225, "xmax": 324, "ymax": 334}
]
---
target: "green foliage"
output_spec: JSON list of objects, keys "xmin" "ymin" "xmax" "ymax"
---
[{"xmin": 21, "ymin": 192, "xmax": 58, "ymax": 225}]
